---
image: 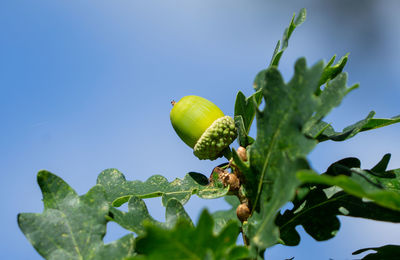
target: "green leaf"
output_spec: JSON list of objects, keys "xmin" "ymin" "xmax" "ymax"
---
[
  {"xmin": 304, "ymin": 73, "xmax": 357, "ymax": 133},
  {"xmin": 109, "ymin": 197, "xmax": 192, "ymax": 235},
  {"xmin": 18, "ymin": 170, "xmax": 136, "ymax": 260},
  {"xmin": 241, "ymin": 57, "xmax": 356, "ymax": 251},
  {"xmin": 362, "ymin": 114, "xmax": 400, "ymax": 130},
  {"xmin": 96, "ymin": 234, "xmax": 136, "ymax": 259},
  {"xmin": 318, "ymin": 54, "xmax": 349, "ymax": 88},
  {"xmin": 276, "ymin": 155, "xmax": 400, "ymax": 246},
  {"xmin": 234, "ymin": 115, "xmax": 249, "ymax": 147},
  {"xmin": 234, "ymin": 91, "xmax": 263, "ymax": 133},
  {"xmin": 324, "ymin": 154, "xmax": 400, "ymax": 193},
  {"xmin": 371, "ymin": 153, "xmax": 391, "ymax": 173},
  {"xmin": 231, "ymin": 147, "xmax": 257, "ymax": 203},
  {"xmin": 97, "ymin": 169, "xmax": 229, "ymax": 207},
  {"xmin": 254, "ymin": 8, "xmax": 306, "ymax": 92},
  {"xmin": 297, "ymin": 169, "xmax": 400, "ymax": 211},
  {"xmin": 307, "ymin": 113, "xmax": 400, "ymax": 142},
  {"xmin": 353, "ymin": 245, "xmax": 400, "ymax": 260},
  {"xmin": 277, "ymin": 187, "xmax": 400, "ymax": 246},
  {"xmin": 277, "ymin": 186, "xmax": 340, "ymax": 246},
  {"xmin": 135, "ymin": 210, "xmax": 249, "ymax": 260},
  {"xmin": 211, "ymin": 196, "xmax": 241, "ymax": 233},
  {"xmin": 269, "ymin": 8, "xmax": 306, "ymax": 68}
]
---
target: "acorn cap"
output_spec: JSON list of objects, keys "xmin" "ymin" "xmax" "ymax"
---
[{"xmin": 193, "ymin": 116, "xmax": 237, "ymax": 160}]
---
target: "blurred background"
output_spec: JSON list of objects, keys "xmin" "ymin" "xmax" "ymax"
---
[{"xmin": 1, "ymin": 0, "xmax": 399, "ymax": 259}]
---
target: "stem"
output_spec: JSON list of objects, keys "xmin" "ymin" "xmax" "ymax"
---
[{"xmin": 241, "ymin": 227, "xmax": 250, "ymax": 246}]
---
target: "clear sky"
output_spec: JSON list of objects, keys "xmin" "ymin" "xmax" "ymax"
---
[{"xmin": 1, "ymin": 1, "xmax": 399, "ymax": 259}]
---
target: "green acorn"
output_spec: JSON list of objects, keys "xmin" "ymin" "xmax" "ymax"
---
[{"xmin": 170, "ymin": 95, "xmax": 237, "ymax": 160}]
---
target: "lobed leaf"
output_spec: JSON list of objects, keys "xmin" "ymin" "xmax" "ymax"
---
[
  {"xmin": 318, "ymin": 54, "xmax": 349, "ymax": 88},
  {"xmin": 277, "ymin": 187, "xmax": 400, "ymax": 246},
  {"xmin": 297, "ymin": 169, "xmax": 400, "ymax": 211},
  {"xmin": 97, "ymin": 169, "xmax": 229, "ymax": 207},
  {"xmin": 96, "ymin": 234, "xmax": 136, "ymax": 259},
  {"xmin": 211, "ymin": 196, "xmax": 241, "ymax": 233},
  {"xmin": 303, "ymin": 72, "xmax": 358, "ymax": 133},
  {"xmin": 277, "ymin": 155, "xmax": 400, "ymax": 246},
  {"xmin": 18, "ymin": 170, "xmax": 136, "ymax": 260},
  {"xmin": 269, "ymin": 8, "xmax": 306, "ymax": 68},
  {"xmin": 134, "ymin": 210, "xmax": 249, "ymax": 260},
  {"xmin": 253, "ymin": 8, "xmax": 306, "ymax": 93},
  {"xmin": 234, "ymin": 48, "xmax": 399, "ymax": 252},
  {"xmin": 241, "ymin": 56, "xmax": 357, "ymax": 251},
  {"xmin": 307, "ymin": 113, "xmax": 400, "ymax": 142},
  {"xmin": 108, "ymin": 197, "xmax": 192, "ymax": 235}
]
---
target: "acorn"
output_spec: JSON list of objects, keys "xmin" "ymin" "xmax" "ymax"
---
[
  {"xmin": 170, "ymin": 95, "xmax": 237, "ymax": 160},
  {"xmin": 226, "ymin": 174, "xmax": 240, "ymax": 191},
  {"xmin": 237, "ymin": 146, "xmax": 248, "ymax": 162},
  {"xmin": 236, "ymin": 203, "xmax": 251, "ymax": 222}
]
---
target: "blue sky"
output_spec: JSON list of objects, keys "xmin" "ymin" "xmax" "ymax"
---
[{"xmin": 1, "ymin": 1, "xmax": 399, "ymax": 259}]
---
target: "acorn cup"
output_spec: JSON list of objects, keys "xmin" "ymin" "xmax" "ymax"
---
[{"xmin": 170, "ymin": 95, "xmax": 237, "ymax": 160}]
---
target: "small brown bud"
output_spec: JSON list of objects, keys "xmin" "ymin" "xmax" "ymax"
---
[
  {"xmin": 237, "ymin": 146, "xmax": 247, "ymax": 162},
  {"xmin": 226, "ymin": 174, "xmax": 240, "ymax": 191},
  {"xmin": 236, "ymin": 203, "xmax": 251, "ymax": 222}
]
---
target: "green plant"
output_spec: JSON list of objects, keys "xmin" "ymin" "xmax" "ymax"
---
[{"xmin": 18, "ymin": 9, "xmax": 400, "ymax": 259}]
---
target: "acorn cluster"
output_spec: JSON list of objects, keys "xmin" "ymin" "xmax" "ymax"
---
[
  {"xmin": 170, "ymin": 95, "xmax": 251, "ymax": 222},
  {"xmin": 209, "ymin": 146, "xmax": 252, "ymax": 223},
  {"xmin": 193, "ymin": 116, "xmax": 237, "ymax": 160}
]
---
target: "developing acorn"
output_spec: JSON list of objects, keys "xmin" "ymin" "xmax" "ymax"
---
[
  {"xmin": 170, "ymin": 95, "xmax": 237, "ymax": 160},
  {"xmin": 210, "ymin": 167, "xmax": 240, "ymax": 191},
  {"xmin": 236, "ymin": 203, "xmax": 251, "ymax": 222},
  {"xmin": 237, "ymin": 146, "xmax": 248, "ymax": 161},
  {"xmin": 226, "ymin": 173, "xmax": 240, "ymax": 191}
]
